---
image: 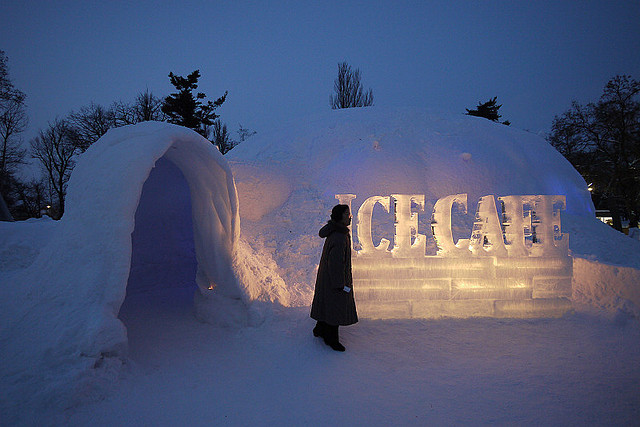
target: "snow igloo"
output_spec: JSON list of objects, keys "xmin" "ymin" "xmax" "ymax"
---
[
  {"xmin": 1, "ymin": 124, "xmax": 253, "ymax": 372},
  {"xmin": 227, "ymin": 107, "xmax": 595, "ymax": 319}
]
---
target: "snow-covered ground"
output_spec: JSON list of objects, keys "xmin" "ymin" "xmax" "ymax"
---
[
  {"xmin": 3, "ymin": 215, "xmax": 640, "ymax": 425},
  {"xmin": 63, "ymin": 289, "xmax": 640, "ymax": 426},
  {"xmin": 2, "ymin": 109, "xmax": 640, "ymax": 425}
]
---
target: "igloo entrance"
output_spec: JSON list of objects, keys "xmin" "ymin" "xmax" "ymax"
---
[{"xmin": 118, "ymin": 156, "xmax": 198, "ymax": 328}]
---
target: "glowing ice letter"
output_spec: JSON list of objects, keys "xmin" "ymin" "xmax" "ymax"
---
[
  {"xmin": 469, "ymin": 195, "xmax": 508, "ymax": 256},
  {"xmin": 431, "ymin": 193, "xmax": 471, "ymax": 256},
  {"xmin": 335, "ymin": 194, "xmax": 356, "ymax": 209},
  {"xmin": 529, "ymin": 195, "xmax": 567, "ymax": 257},
  {"xmin": 391, "ymin": 194, "xmax": 426, "ymax": 258},
  {"xmin": 356, "ymin": 195, "xmax": 392, "ymax": 256},
  {"xmin": 335, "ymin": 194, "xmax": 357, "ymax": 251},
  {"xmin": 498, "ymin": 195, "xmax": 528, "ymax": 257}
]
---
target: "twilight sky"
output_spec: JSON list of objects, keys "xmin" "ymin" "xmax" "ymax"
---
[{"xmin": 2, "ymin": 1, "xmax": 639, "ymax": 146}]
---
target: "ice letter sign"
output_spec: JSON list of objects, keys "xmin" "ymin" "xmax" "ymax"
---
[{"xmin": 334, "ymin": 193, "xmax": 572, "ymax": 319}]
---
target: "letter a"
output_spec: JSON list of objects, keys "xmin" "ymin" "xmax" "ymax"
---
[{"xmin": 469, "ymin": 195, "xmax": 507, "ymax": 257}]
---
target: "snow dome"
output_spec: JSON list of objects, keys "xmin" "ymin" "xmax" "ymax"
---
[
  {"xmin": 230, "ymin": 107, "xmax": 593, "ymax": 217},
  {"xmin": 228, "ymin": 107, "xmax": 595, "ymax": 318}
]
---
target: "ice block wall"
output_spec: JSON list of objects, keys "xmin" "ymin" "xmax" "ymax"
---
[{"xmin": 338, "ymin": 193, "xmax": 573, "ymax": 319}]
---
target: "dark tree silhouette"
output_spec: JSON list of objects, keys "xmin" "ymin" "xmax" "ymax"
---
[
  {"xmin": 466, "ymin": 97, "xmax": 510, "ymax": 125},
  {"xmin": 11, "ymin": 178, "xmax": 50, "ymax": 220},
  {"xmin": 0, "ymin": 51, "xmax": 28, "ymax": 215},
  {"xmin": 114, "ymin": 89, "xmax": 167, "ymax": 126},
  {"xmin": 67, "ymin": 103, "xmax": 116, "ymax": 152},
  {"xmin": 237, "ymin": 123, "xmax": 256, "ymax": 143},
  {"xmin": 211, "ymin": 120, "xmax": 234, "ymax": 154},
  {"xmin": 548, "ymin": 75, "xmax": 640, "ymax": 230},
  {"xmin": 30, "ymin": 119, "xmax": 79, "ymax": 219},
  {"xmin": 330, "ymin": 62, "xmax": 374, "ymax": 109},
  {"xmin": 161, "ymin": 70, "xmax": 227, "ymax": 138}
]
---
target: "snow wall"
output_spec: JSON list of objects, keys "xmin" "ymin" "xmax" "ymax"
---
[
  {"xmin": 227, "ymin": 107, "xmax": 602, "ymax": 317},
  {"xmin": 0, "ymin": 123, "xmax": 254, "ymax": 414},
  {"xmin": 573, "ymin": 258, "xmax": 640, "ymax": 318}
]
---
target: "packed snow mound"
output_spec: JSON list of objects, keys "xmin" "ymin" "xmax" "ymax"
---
[
  {"xmin": 0, "ymin": 122, "xmax": 250, "ymax": 416},
  {"xmin": 227, "ymin": 107, "xmax": 596, "ymax": 305},
  {"xmin": 229, "ymin": 107, "xmax": 593, "ymax": 217}
]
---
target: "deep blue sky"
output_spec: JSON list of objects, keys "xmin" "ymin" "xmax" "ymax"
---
[{"xmin": 2, "ymin": 1, "xmax": 639, "ymax": 144}]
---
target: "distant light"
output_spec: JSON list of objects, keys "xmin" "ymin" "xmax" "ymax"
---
[
  {"xmin": 587, "ymin": 183, "xmax": 593, "ymax": 192},
  {"xmin": 46, "ymin": 205, "xmax": 51, "ymax": 209}
]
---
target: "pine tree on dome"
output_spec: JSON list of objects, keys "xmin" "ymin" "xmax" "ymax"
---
[{"xmin": 466, "ymin": 97, "xmax": 510, "ymax": 125}]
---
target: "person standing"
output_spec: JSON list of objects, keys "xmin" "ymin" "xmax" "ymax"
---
[{"xmin": 310, "ymin": 204, "xmax": 358, "ymax": 351}]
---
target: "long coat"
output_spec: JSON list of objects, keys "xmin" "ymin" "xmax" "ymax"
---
[{"xmin": 310, "ymin": 221, "xmax": 358, "ymax": 326}]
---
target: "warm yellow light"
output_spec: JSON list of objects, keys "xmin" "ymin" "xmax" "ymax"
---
[
  {"xmin": 455, "ymin": 282, "xmax": 484, "ymax": 289},
  {"xmin": 509, "ymin": 282, "xmax": 528, "ymax": 288},
  {"xmin": 344, "ymin": 193, "xmax": 572, "ymax": 319}
]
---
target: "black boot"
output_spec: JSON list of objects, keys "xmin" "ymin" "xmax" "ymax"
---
[
  {"xmin": 313, "ymin": 321, "xmax": 326, "ymax": 338},
  {"xmin": 323, "ymin": 324, "xmax": 345, "ymax": 352}
]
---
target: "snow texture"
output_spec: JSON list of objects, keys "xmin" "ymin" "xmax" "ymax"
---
[
  {"xmin": 0, "ymin": 122, "xmax": 248, "ymax": 421},
  {"xmin": 2, "ymin": 108, "xmax": 640, "ymax": 424},
  {"xmin": 227, "ymin": 107, "xmax": 596, "ymax": 307}
]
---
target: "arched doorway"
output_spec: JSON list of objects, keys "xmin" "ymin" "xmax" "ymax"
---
[{"xmin": 118, "ymin": 156, "xmax": 199, "ymax": 356}]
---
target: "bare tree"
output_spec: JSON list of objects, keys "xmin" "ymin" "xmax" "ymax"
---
[
  {"xmin": 0, "ymin": 91, "xmax": 27, "ymax": 183},
  {"xmin": 237, "ymin": 123, "xmax": 256, "ymax": 143},
  {"xmin": 548, "ymin": 75, "xmax": 640, "ymax": 230},
  {"xmin": 211, "ymin": 120, "xmax": 234, "ymax": 154},
  {"xmin": 0, "ymin": 190, "xmax": 11, "ymax": 221},
  {"xmin": 133, "ymin": 89, "xmax": 166, "ymax": 122},
  {"xmin": 330, "ymin": 62, "xmax": 374, "ymax": 109},
  {"xmin": 0, "ymin": 50, "xmax": 13, "ymax": 100},
  {"xmin": 31, "ymin": 119, "xmax": 79, "ymax": 218},
  {"xmin": 114, "ymin": 89, "xmax": 166, "ymax": 126},
  {"xmin": 67, "ymin": 102, "xmax": 116, "ymax": 152},
  {"xmin": 0, "ymin": 51, "xmax": 28, "ymax": 209},
  {"xmin": 11, "ymin": 178, "xmax": 50, "ymax": 219}
]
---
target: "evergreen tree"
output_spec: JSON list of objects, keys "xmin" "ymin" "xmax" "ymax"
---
[
  {"xmin": 161, "ymin": 70, "xmax": 227, "ymax": 138},
  {"xmin": 466, "ymin": 97, "xmax": 510, "ymax": 125}
]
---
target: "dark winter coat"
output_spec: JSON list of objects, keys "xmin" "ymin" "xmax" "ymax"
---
[{"xmin": 310, "ymin": 220, "xmax": 358, "ymax": 326}]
